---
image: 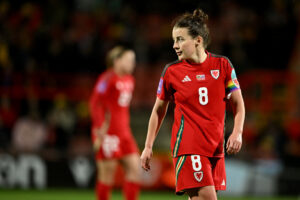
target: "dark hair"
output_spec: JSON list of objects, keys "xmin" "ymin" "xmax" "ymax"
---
[
  {"xmin": 173, "ymin": 9, "xmax": 210, "ymax": 48},
  {"xmin": 106, "ymin": 46, "xmax": 132, "ymax": 68}
]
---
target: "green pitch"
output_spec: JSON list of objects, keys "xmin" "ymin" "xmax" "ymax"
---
[{"xmin": 0, "ymin": 189, "xmax": 297, "ymax": 200}]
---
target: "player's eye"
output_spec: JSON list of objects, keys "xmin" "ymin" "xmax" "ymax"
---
[{"xmin": 177, "ymin": 37, "xmax": 184, "ymax": 42}]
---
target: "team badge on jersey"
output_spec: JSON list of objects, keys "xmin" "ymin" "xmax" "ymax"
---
[
  {"xmin": 210, "ymin": 70, "xmax": 220, "ymax": 79},
  {"xmin": 196, "ymin": 74, "xmax": 205, "ymax": 81},
  {"xmin": 194, "ymin": 171, "xmax": 203, "ymax": 182}
]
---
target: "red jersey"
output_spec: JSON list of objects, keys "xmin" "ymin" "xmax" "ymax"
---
[
  {"xmin": 157, "ymin": 52, "xmax": 240, "ymax": 158},
  {"xmin": 89, "ymin": 70, "xmax": 134, "ymax": 142}
]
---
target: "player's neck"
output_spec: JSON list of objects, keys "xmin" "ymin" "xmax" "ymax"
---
[
  {"xmin": 113, "ymin": 68, "xmax": 126, "ymax": 76},
  {"xmin": 187, "ymin": 49, "xmax": 207, "ymax": 64}
]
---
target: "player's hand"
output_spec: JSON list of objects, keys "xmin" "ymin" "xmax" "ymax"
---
[
  {"xmin": 140, "ymin": 147, "xmax": 153, "ymax": 171},
  {"xmin": 92, "ymin": 127, "xmax": 106, "ymax": 151},
  {"xmin": 226, "ymin": 133, "xmax": 242, "ymax": 155}
]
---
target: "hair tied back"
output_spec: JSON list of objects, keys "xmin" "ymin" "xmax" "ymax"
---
[{"xmin": 192, "ymin": 9, "xmax": 208, "ymax": 23}]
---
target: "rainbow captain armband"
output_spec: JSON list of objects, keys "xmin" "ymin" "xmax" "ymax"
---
[
  {"xmin": 226, "ymin": 69, "xmax": 240, "ymax": 93},
  {"xmin": 227, "ymin": 79, "xmax": 239, "ymax": 92}
]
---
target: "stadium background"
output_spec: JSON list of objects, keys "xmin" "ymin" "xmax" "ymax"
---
[{"xmin": 0, "ymin": 0, "xmax": 299, "ymax": 199}]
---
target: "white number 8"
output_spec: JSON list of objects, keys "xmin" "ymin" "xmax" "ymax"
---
[
  {"xmin": 118, "ymin": 91, "xmax": 132, "ymax": 107},
  {"xmin": 191, "ymin": 155, "xmax": 202, "ymax": 171},
  {"xmin": 198, "ymin": 87, "xmax": 208, "ymax": 105}
]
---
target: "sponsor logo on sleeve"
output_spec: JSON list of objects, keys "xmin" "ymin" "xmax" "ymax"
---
[
  {"xmin": 157, "ymin": 78, "xmax": 163, "ymax": 94},
  {"xmin": 231, "ymin": 69, "xmax": 237, "ymax": 79},
  {"xmin": 97, "ymin": 81, "xmax": 107, "ymax": 93}
]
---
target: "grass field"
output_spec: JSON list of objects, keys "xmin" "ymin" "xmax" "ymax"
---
[{"xmin": 0, "ymin": 189, "xmax": 298, "ymax": 200}]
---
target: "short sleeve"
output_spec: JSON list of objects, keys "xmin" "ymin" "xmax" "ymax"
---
[
  {"xmin": 224, "ymin": 58, "xmax": 240, "ymax": 95},
  {"xmin": 156, "ymin": 67, "xmax": 172, "ymax": 101}
]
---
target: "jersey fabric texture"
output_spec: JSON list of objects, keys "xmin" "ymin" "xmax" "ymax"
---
[
  {"xmin": 173, "ymin": 154, "xmax": 226, "ymax": 195},
  {"xmin": 157, "ymin": 52, "xmax": 240, "ymax": 158},
  {"xmin": 89, "ymin": 69, "xmax": 138, "ymax": 159}
]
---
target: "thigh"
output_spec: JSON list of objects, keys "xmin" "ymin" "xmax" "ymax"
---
[
  {"xmin": 173, "ymin": 155, "xmax": 215, "ymax": 195},
  {"xmin": 120, "ymin": 153, "xmax": 141, "ymax": 182},
  {"xmin": 210, "ymin": 157, "xmax": 226, "ymax": 191},
  {"xmin": 97, "ymin": 159, "xmax": 118, "ymax": 185},
  {"xmin": 120, "ymin": 153, "xmax": 140, "ymax": 174},
  {"xmin": 186, "ymin": 186, "xmax": 217, "ymax": 200}
]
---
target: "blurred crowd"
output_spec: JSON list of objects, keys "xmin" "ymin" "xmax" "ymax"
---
[
  {"xmin": 0, "ymin": 0, "xmax": 299, "ymax": 172},
  {"xmin": 0, "ymin": 0, "xmax": 298, "ymax": 72}
]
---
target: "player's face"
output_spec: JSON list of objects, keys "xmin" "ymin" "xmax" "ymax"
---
[
  {"xmin": 116, "ymin": 50, "xmax": 136, "ymax": 74},
  {"xmin": 172, "ymin": 27, "xmax": 197, "ymax": 61}
]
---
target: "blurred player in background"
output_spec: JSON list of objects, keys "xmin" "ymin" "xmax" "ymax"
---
[
  {"xmin": 89, "ymin": 46, "xmax": 140, "ymax": 200},
  {"xmin": 141, "ymin": 9, "xmax": 245, "ymax": 200}
]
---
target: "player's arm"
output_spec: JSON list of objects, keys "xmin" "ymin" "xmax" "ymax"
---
[
  {"xmin": 226, "ymin": 89, "xmax": 245, "ymax": 155},
  {"xmin": 141, "ymin": 97, "xmax": 169, "ymax": 171},
  {"xmin": 92, "ymin": 111, "xmax": 110, "ymax": 152},
  {"xmin": 89, "ymin": 79, "xmax": 111, "ymax": 152}
]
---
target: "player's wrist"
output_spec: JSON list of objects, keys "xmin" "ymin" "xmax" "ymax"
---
[
  {"xmin": 144, "ymin": 145, "xmax": 153, "ymax": 150},
  {"xmin": 231, "ymin": 132, "xmax": 242, "ymax": 142},
  {"xmin": 232, "ymin": 130, "xmax": 242, "ymax": 136}
]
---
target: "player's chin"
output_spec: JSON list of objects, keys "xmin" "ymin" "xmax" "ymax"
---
[{"xmin": 177, "ymin": 55, "xmax": 184, "ymax": 60}]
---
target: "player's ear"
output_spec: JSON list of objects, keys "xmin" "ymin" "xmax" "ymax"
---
[{"xmin": 195, "ymin": 35, "xmax": 203, "ymax": 47}]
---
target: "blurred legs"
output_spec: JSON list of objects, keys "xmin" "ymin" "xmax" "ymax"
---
[
  {"xmin": 96, "ymin": 159, "xmax": 118, "ymax": 200},
  {"xmin": 120, "ymin": 153, "xmax": 141, "ymax": 200}
]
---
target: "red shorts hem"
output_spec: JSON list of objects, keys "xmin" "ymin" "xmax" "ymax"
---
[
  {"xmin": 215, "ymin": 186, "xmax": 226, "ymax": 191},
  {"xmin": 176, "ymin": 184, "xmax": 216, "ymax": 195},
  {"xmin": 176, "ymin": 184, "xmax": 226, "ymax": 195}
]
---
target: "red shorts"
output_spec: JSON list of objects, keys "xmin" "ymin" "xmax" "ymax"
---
[
  {"xmin": 95, "ymin": 134, "xmax": 138, "ymax": 160},
  {"xmin": 173, "ymin": 154, "xmax": 226, "ymax": 195}
]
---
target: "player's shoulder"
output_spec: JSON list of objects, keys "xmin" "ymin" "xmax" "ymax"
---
[
  {"xmin": 209, "ymin": 52, "xmax": 229, "ymax": 61},
  {"xmin": 94, "ymin": 70, "xmax": 114, "ymax": 93},
  {"xmin": 208, "ymin": 52, "xmax": 233, "ymax": 68},
  {"xmin": 95, "ymin": 70, "xmax": 116, "ymax": 89},
  {"xmin": 161, "ymin": 60, "xmax": 183, "ymax": 77},
  {"xmin": 98, "ymin": 70, "xmax": 115, "ymax": 81}
]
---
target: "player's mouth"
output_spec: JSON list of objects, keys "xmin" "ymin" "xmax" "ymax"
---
[{"xmin": 176, "ymin": 51, "xmax": 182, "ymax": 56}]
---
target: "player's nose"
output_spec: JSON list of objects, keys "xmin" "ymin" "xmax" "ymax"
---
[{"xmin": 173, "ymin": 41, "xmax": 179, "ymax": 50}]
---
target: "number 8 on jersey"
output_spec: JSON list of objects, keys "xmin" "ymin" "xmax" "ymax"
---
[{"xmin": 198, "ymin": 87, "xmax": 208, "ymax": 105}]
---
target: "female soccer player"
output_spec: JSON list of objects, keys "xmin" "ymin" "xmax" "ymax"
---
[
  {"xmin": 141, "ymin": 9, "xmax": 245, "ymax": 200},
  {"xmin": 89, "ymin": 46, "xmax": 140, "ymax": 200}
]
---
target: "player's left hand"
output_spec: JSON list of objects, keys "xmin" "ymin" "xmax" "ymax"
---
[
  {"xmin": 226, "ymin": 133, "xmax": 242, "ymax": 155},
  {"xmin": 140, "ymin": 147, "xmax": 153, "ymax": 171},
  {"xmin": 92, "ymin": 127, "xmax": 107, "ymax": 151}
]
